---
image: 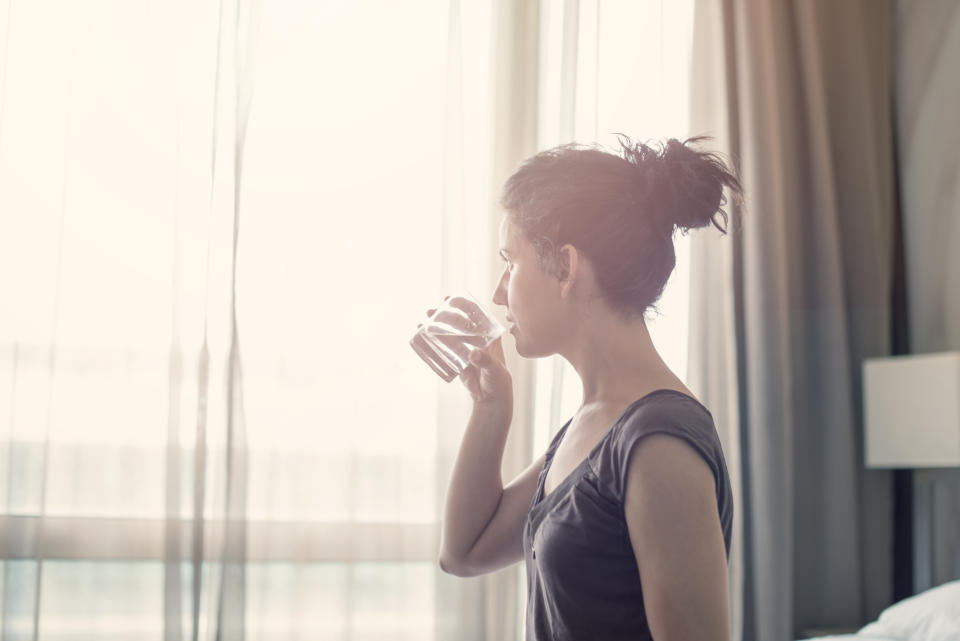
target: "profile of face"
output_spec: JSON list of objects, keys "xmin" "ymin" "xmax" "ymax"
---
[{"xmin": 492, "ymin": 216, "xmax": 578, "ymax": 358}]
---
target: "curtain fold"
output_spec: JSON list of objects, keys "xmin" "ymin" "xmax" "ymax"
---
[
  {"xmin": 687, "ymin": 2, "xmax": 745, "ymax": 639},
  {"xmin": 0, "ymin": 0, "xmax": 240, "ymax": 637},
  {"xmin": 689, "ymin": 1, "xmax": 899, "ymax": 639},
  {"xmin": 162, "ymin": 0, "xmax": 261, "ymax": 638},
  {"xmin": 895, "ymin": 0, "xmax": 960, "ymax": 594}
]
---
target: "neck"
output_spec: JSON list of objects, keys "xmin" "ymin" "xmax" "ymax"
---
[{"xmin": 560, "ymin": 313, "xmax": 675, "ymax": 408}]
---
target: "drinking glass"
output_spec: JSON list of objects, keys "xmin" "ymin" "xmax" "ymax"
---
[{"xmin": 410, "ymin": 293, "xmax": 505, "ymax": 382}]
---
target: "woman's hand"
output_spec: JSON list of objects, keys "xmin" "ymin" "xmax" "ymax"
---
[
  {"xmin": 459, "ymin": 335, "xmax": 512, "ymax": 411},
  {"xmin": 420, "ymin": 296, "xmax": 513, "ymax": 413}
]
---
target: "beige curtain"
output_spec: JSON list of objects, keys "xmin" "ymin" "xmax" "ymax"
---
[
  {"xmin": 688, "ymin": 1, "xmax": 899, "ymax": 639},
  {"xmin": 895, "ymin": 0, "xmax": 960, "ymax": 594}
]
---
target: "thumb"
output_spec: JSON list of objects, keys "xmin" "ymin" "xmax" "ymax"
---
[{"xmin": 469, "ymin": 349, "xmax": 485, "ymax": 364}]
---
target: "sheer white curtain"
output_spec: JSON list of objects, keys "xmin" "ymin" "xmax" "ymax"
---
[
  {"xmin": 0, "ymin": 0, "xmax": 519, "ymax": 638},
  {"xmin": 0, "ymin": 0, "xmax": 245, "ymax": 638}
]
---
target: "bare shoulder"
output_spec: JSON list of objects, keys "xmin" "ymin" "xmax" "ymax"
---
[{"xmin": 623, "ymin": 433, "xmax": 716, "ymax": 498}]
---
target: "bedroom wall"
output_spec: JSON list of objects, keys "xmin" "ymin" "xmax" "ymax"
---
[{"xmin": 895, "ymin": 0, "xmax": 960, "ymax": 591}]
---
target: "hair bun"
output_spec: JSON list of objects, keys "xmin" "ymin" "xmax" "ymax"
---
[{"xmin": 617, "ymin": 135, "xmax": 742, "ymax": 236}]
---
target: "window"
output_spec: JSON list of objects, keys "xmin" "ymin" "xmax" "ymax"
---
[{"xmin": 0, "ymin": 1, "xmax": 472, "ymax": 638}]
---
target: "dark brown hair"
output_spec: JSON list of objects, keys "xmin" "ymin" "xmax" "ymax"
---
[{"xmin": 500, "ymin": 134, "xmax": 742, "ymax": 320}]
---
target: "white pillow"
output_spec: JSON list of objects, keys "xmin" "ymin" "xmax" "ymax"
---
[{"xmin": 857, "ymin": 580, "xmax": 960, "ymax": 641}]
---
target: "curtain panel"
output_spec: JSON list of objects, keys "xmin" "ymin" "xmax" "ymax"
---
[
  {"xmin": 895, "ymin": 0, "xmax": 960, "ymax": 595},
  {"xmin": 688, "ymin": 1, "xmax": 899, "ymax": 639},
  {"xmin": 0, "ymin": 0, "xmax": 536, "ymax": 638}
]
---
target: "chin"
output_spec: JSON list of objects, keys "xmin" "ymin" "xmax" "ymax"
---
[
  {"xmin": 510, "ymin": 330, "xmax": 528, "ymax": 357},
  {"xmin": 511, "ymin": 332, "xmax": 549, "ymax": 359}
]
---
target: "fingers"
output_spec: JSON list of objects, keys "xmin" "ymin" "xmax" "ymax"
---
[
  {"xmin": 486, "ymin": 337, "xmax": 506, "ymax": 365},
  {"xmin": 423, "ymin": 295, "xmax": 484, "ymax": 326},
  {"xmin": 446, "ymin": 295, "xmax": 479, "ymax": 315},
  {"xmin": 458, "ymin": 361, "xmax": 479, "ymax": 390},
  {"xmin": 423, "ymin": 294, "xmax": 450, "ymax": 319},
  {"xmin": 427, "ymin": 309, "xmax": 476, "ymax": 339}
]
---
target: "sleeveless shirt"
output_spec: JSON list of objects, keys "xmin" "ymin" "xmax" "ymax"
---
[{"xmin": 523, "ymin": 389, "xmax": 734, "ymax": 641}]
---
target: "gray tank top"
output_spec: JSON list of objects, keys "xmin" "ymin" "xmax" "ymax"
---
[{"xmin": 523, "ymin": 389, "xmax": 734, "ymax": 641}]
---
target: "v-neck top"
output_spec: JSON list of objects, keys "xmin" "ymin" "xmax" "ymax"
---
[{"xmin": 522, "ymin": 389, "xmax": 734, "ymax": 641}]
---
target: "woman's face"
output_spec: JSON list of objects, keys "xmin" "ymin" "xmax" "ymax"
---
[{"xmin": 492, "ymin": 216, "xmax": 568, "ymax": 357}]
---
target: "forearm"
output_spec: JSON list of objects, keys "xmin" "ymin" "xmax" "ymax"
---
[{"xmin": 438, "ymin": 402, "xmax": 512, "ymax": 566}]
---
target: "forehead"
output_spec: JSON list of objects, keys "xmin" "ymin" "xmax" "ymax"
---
[{"xmin": 498, "ymin": 216, "xmax": 517, "ymax": 248}]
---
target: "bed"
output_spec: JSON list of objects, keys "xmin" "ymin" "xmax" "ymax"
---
[{"xmin": 796, "ymin": 579, "xmax": 960, "ymax": 641}]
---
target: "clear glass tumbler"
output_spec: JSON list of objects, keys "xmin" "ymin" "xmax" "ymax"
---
[{"xmin": 410, "ymin": 293, "xmax": 506, "ymax": 382}]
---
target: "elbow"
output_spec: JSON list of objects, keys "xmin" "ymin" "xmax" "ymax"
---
[
  {"xmin": 437, "ymin": 554, "xmax": 475, "ymax": 578},
  {"xmin": 437, "ymin": 555, "xmax": 456, "ymax": 575}
]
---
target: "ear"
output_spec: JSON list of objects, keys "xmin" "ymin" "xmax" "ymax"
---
[{"xmin": 556, "ymin": 243, "xmax": 580, "ymax": 300}]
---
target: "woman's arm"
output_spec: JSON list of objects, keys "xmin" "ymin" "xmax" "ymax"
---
[{"xmin": 623, "ymin": 433, "xmax": 731, "ymax": 641}]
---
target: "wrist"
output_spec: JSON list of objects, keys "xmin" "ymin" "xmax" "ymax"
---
[{"xmin": 473, "ymin": 399, "xmax": 513, "ymax": 422}]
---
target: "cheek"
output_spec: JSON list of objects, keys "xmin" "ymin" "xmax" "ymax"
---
[
  {"xmin": 507, "ymin": 270, "xmax": 527, "ymax": 309},
  {"xmin": 509, "ymin": 269, "xmax": 549, "ymax": 321}
]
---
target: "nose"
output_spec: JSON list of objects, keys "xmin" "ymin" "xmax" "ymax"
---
[{"xmin": 491, "ymin": 272, "xmax": 507, "ymax": 308}]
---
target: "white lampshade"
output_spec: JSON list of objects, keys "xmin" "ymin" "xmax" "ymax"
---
[{"xmin": 863, "ymin": 351, "xmax": 960, "ymax": 468}]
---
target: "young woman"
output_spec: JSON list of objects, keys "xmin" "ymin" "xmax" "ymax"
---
[{"xmin": 437, "ymin": 136, "xmax": 741, "ymax": 641}]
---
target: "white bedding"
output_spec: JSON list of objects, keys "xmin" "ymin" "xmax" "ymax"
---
[
  {"xmin": 800, "ymin": 633, "xmax": 904, "ymax": 641},
  {"xmin": 798, "ymin": 637, "xmax": 900, "ymax": 641},
  {"xmin": 795, "ymin": 579, "xmax": 960, "ymax": 641}
]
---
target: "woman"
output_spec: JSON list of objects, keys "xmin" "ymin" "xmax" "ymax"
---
[{"xmin": 437, "ymin": 135, "xmax": 741, "ymax": 641}]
